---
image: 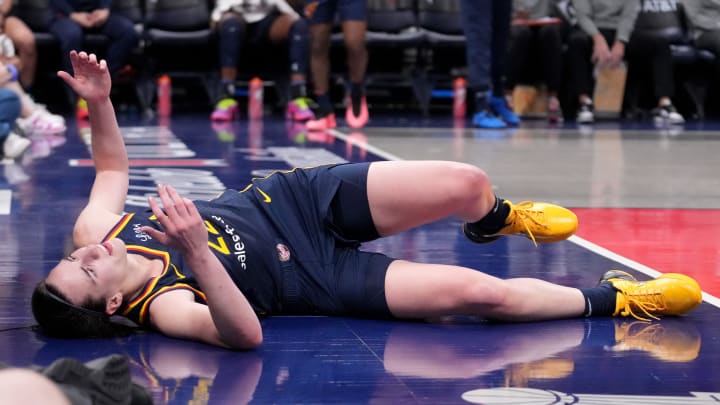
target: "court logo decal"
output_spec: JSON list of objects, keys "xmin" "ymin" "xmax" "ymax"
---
[
  {"xmin": 276, "ymin": 244, "xmax": 291, "ymax": 262},
  {"xmin": 461, "ymin": 387, "xmax": 720, "ymax": 404}
]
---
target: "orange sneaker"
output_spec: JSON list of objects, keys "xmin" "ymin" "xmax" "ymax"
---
[
  {"xmin": 306, "ymin": 113, "xmax": 337, "ymax": 131},
  {"xmin": 345, "ymin": 96, "xmax": 369, "ymax": 128}
]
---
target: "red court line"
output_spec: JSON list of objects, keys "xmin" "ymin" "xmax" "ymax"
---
[{"xmin": 573, "ymin": 208, "xmax": 720, "ymax": 297}]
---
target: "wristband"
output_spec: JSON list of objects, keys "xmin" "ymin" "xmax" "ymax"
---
[{"xmin": 6, "ymin": 63, "xmax": 18, "ymax": 82}]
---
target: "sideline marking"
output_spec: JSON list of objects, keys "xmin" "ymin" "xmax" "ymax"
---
[
  {"xmin": 328, "ymin": 129, "xmax": 404, "ymax": 161},
  {"xmin": 327, "ymin": 128, "xmax": 720, "ymax": 309},
  {"xmin": 570, "ymin": 235, "xmax": 720, "ymax": 308},
  {"xmin": 0, "ymin": 190, "xmax": 10, "ymax": 215}
]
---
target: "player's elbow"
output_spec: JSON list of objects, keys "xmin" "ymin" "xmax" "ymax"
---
[
  {"xmin": 223, "ymin": 328, "xmax": 263, "ymax": 350},
  {"xmin": 245, "ymin": 329, "xmax": 263, "ymax": 349}
]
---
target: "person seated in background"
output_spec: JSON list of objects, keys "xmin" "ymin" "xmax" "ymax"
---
[
  {"xmin": 625, "ymin": 0, "xmax": 685, "ymax": 125},
  {"xmin": 48, "ymin": 0, "xmax": 140, "ymax": 119},
  {"xmin": 682, "ymin": 0, "xmax": 720, "ymax": 76},
  {"xmin": 0, "ymin": 1, "xmax": 38, "ymax": 91},
  {"xmin": 508, "ymin": 0, "xmax": 566, "ymax": 123},
  {"xmin": 210, "ymin": 0, "xmax": 314, "ymax": 122},
  {"xmin": 0, "ymin": 60, "xmax": 65, "ymax": 139},
  {"xmin": 566, "ymin": 0, "xmax": 640, "ymax": 123},
  {"xmin": 0, "ymin": 86, "xmax": 28, "ymax": 160}
]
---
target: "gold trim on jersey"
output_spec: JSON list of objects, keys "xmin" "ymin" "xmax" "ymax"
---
[
  {"xmin": 105, "ymin": 212, "xmax": 135, "ymax": 240},
  {"xmin": 121, "ymin": 245, "xmax": 172, "ymax": 318},
  {"xmin": 135, "ymin": 284, "xmax": 207, "ymax": 325}
]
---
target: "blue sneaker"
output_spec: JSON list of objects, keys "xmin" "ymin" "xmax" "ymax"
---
[
  {"xmin": 489, "ymin": 93, "xmax": 521, "ymax": 126},
  {"xmin": 472, "ymin": 110, "xmax": 506, "ymax": 128}
]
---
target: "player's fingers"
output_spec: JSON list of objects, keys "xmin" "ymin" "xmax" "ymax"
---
[
  {"xmin": 156, "ymin": 184, "xmax": 178, "ymax": 216},
  {"xmin": 166, "ymin": 185, "xmax": 189, "ymax": 216}
]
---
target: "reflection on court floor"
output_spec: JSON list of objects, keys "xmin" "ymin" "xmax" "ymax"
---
[{"xmin": 1, "ymin": 114, "xmax": 718, "ymax": 404}]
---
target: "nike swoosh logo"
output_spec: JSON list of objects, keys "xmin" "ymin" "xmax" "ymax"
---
[{"xmin": 256, "ymin": 186, "xmax": 271, "ymax": 203}]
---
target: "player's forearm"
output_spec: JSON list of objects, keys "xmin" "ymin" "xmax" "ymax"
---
[
  {"xmin": 187, "ymin": 250, "xmax": 263, "ymax": 349},
  {"xmin": 88, "ymin": 97, "xmax": 129, "ymax": 174}
]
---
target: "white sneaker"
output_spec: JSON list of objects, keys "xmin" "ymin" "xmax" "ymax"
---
[
  {"xmin": 576, "ymin": 100, "xmax": 594, "ymax": 124},
  {"xmin": 35, "ymin": 104, "xmax": 66, "ymax": 126},
  {"xmin": 3, "ymin": 162, "xmax": 29, "ymax": 184},
  {"xmin": 16, "ymin": 109, "xmax": 67, "ymax": 137},
  {"xmin": 3, "ymin": 132, "xmax": 31, "ymax": 159},
  {"xmin": 23, "ymin": 95, "xmax": 66, "ymax": 126},
  {"xmin": 653, "ymin": 104, "xmax": 685, "ymax": 125}
]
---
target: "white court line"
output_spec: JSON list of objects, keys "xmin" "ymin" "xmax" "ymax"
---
[
  {"xmin": 0, "ymin": 189, "xmax": 10, "ymax": 215},
  {"xmin": 328, "ymin": 129, "xmax": 404, "ymax": 161},
  {"xmin": 570, "ymin": 235, "xmax": 720, "ymax": 308},
  {"xmin": 328, "ymin": 128, "xmax": 720, "ymax": 309}
]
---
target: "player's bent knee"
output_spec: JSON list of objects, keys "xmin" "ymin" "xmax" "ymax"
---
[
  {"xmin": 458, "ymin": 278, "xmax": 511, "ymax": 314},
  {"xmin": 446, "ymin": 163, "xmax": 491, "ymax": 202}
]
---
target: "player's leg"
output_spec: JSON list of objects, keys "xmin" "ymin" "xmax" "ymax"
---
[
  {"xmin": 384, "ymin": 261, "xmax": 703, "ymax": 322},
  {"xmin": 366, "ymin": 160, "xmax": 496, "ymax": 236},
  {"xmin": 384, "ymin": 260, "xmax": 586, "ymax": 321},
  {"xmin": 365, "ymin": 161, "xmax": 577, "ymax": 243}
]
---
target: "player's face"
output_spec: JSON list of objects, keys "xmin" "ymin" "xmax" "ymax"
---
[{"xmin": 46, "ymin": 238, "xmax": 128, "ymax": 309}]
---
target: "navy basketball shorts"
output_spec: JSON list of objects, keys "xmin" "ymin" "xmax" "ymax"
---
[
  {"xmin": 310, "ymin": 0, "xmax": 367, "ymax": 24},
  {"xmin": 250, "ymin": 163, "xmax": 395, "ymax": 318}
]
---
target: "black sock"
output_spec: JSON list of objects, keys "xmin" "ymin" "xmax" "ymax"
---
[
  {"xmin": 579, "ymin": 283, "xmax": 617, "ymax": 317},
  {"xmin": 350, "ymin": 82, "xmax": 364, "ymax": 116},
  {"xmin": 290, "ymin": 82, "xmax": 307, "ymax": 100},
  {"xmin": 316, "ymin": 93, "xmax": 333, "ymax": 117},
  {"xmin": 581, "ymin": 318, "xmax": 618, "ymax": 347},
  {"xmin": 221, "ymin": 80, "xmax": 235, "ymax": 99},
  {"xmin": 465, "ymin": 196, "xmax": 510, "ymax": 236},
  {"xmin": 475, "ymin": 91, "xmax": 489, "ymax": 113}
]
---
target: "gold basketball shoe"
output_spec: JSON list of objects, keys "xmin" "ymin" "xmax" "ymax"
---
[
  {"xmin": 463, "ymin": 201, "xmax": 578, "ymax": 245},
  {"xmin": 611, "ymin": 320, "xmax": 701, "ymax": 362},
  {"xmin": 600, "ymin": 270, "xmax": 703, "ymax": 321}
]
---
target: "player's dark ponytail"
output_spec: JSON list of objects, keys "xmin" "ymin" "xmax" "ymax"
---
[{"xmin": 31, "ymin": 281, "xmax": 136, "ymax": 338}]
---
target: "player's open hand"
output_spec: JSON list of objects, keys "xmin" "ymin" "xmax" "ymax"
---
[
  {"xmin": 57, "ymin": 51, "xmax": 111, "ymax": 103},
  {"xmin": 141, "ymin": 185, "xmax": 209, "ymax": 259}
]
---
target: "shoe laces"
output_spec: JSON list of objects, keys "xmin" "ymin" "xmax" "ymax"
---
[
  {"xmin": 508, "ymin": 202, "xmax": 548, "ymax": 246},
  {"xmin": 623, "ymin": 321, "xmax": 662, "ymax": 342},
  {"xmin": 616, "ymin": 283, "xmax": 666, "ymax": 322},
  {"xmin": 216, "ymin": 98, "xmax": 237, "ymax": 110}
]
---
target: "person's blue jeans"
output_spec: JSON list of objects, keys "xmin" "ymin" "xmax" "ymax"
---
[
  {"xmin": 460, "ymin": 0, "xmax": 512, "ymax": 96},
  {"xmin": 49, "ymin": 14, "xmax": 139, "ymax": 74},
  {"xmin": 0, "ymin": 88, "xmax": 21, "ymax": 144}
]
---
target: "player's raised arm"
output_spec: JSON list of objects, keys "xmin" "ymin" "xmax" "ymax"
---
[{"xmin": 58, "ymin": 51, "xmax": 128, "ymax": 246}]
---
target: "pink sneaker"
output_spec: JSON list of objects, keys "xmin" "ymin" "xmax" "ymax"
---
[
  {"xmin": 286, "ymin": 97, "xmax": 315, "ymax": 121},
  {"xmin": 16, "ymin": 109, "xmax": 67, "ymax": 136},
  {"xmin": 306, "ymin": 113, "xmax": 337, "ymax": 131},
  {"xmin": 211, "ymin": 98, "xmax": 239, "ymax": 121},
  {"xmin": 345, "ymin": 96, "xmax": 369, "ymax": 128}
]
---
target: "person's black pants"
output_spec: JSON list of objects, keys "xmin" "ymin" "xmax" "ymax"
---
[{"xmin": 507, "ymin": 24, "xmax": 563, "ymax": 94}]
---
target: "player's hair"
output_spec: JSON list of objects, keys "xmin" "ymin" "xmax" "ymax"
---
[{"xmin": 31, "ymin": 281, "xmax": 135, "ymax": 338}]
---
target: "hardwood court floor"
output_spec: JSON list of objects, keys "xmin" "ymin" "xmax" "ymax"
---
[{"xmin": 1, "ymin": 112, "xmax": 718, "ymax": 404}]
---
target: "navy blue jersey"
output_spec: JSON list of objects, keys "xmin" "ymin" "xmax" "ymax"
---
[
  {"xmin": 107, "ymin": 188, "xmax": 285, "ymax": 326},
  {"xmin": 107, "ymin": 164, "xmax": 394, "ymax": 326}
]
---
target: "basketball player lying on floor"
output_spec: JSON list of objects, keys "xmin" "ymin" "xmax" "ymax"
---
[{"xmin": 31, "ymin": 51, "xmax": 703, "ymax": 350}]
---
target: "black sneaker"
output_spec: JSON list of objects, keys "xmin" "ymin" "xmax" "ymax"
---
[
  {"xmin": 38, "ymin": 355, "xmax": 152, "ymax": 405},
  {"xmin": 652, "ymin": 103, "xmax": 685, "ymax": 125}
]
